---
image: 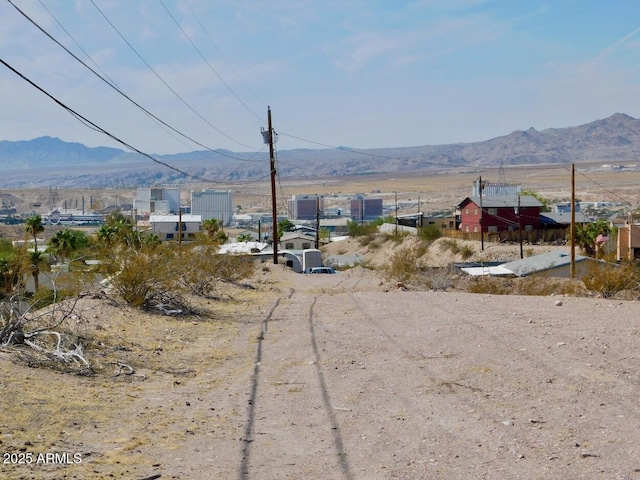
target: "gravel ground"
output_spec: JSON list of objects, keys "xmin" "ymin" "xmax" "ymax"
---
[
  {"xmin": 2, "ymin": 265, "xmax": 640, "ymax": 479},
  {"xmin": 222, "ymin": 267, "xmax": 640, "ymax": 480}
]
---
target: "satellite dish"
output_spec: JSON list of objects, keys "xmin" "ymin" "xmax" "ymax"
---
[{"xmin": 49, "ymin": 208, "xmax": 60, "ymax": 225}]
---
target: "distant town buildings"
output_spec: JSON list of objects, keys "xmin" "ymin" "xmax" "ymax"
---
[
  {"xmin": 191, "ymin": 189, "xmax": 233, "ymax": 226},
  {"xmin": 471, "ymin": 180, "xmax": 521, "ymax": 197},
  {"xmin": 288, "ymin": 195, "xmax": 323, "ymax": 221},
  {"xmin": 149, "ymin": 214, "xmax": 201, "ymax": 242},
  {"xmin": 134, "ymin": 186, "xmax": 180, "ymax": 216},
  {"xmin": 457, "ymin": 195, "xmax": 542, "ymax": 234},
  {"xmin": 350, "ymin": 195, "xmax": 383, "ymax": 221}
]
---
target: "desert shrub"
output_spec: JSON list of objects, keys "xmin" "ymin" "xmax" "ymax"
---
[
  {"xmin": 382, "ymin": 244, "xmax": 425, "ymax": 284},
  {"xmin": 513, "ymin": 277, "xmax": 584, "ymax": 296},
  {"xmin": 467, "ymin": 277, "xmax": 512, "ymax": 295},
  {"xmin": 424, "ymin": 267, "xmax": 456, "ymax": 291},
  {"xmin": 439, "ymin": 239, "xmax": 461, "ymax": 255},
  {"xmin": 581, "ymin": 260, "xmax": 639, "ymax": 298},
  {"xmin": 418, "ymin": 225, "xmax": 442, "ymax": 242},
  {"xmin": 347, "ymin": 220, "xmax": 378, "ymax": 237},
  {"xmin": 467, "ymin": 275, "xmax": 589, "ymax": 297},
  {"xmin": 112, "ymin": 250, "xmax": 171, "ymax": 308},
  {"xmin": 524, "ymin": 248, "xmax": 535, "ymax": 257},
  {"xmin": 414, "ymin": 242, "xmax": 429, "ymax": 258},
  {"xmin": 353, "ymin": 258, "xmax": 375, "ymax": 270},
  {"xmin": 459, "ymin": 245, "xmax": 475, "ymax": 260},
  {"xmin": 358, "ymin": 235, "xmax": 375, "ymax": 247},
  {"xmin": 381, "ymin": 230, "xmax": 411, "ymax": 243},
  {"xmin": 368, "ymin": 239, "xmax": 381, "ymax": 250},
  {"xmin": 107, "ymin": 242, "xmax": 256, "ymax": 308}
]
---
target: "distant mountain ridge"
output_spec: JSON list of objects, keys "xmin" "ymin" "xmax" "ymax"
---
[
  {"xmin": 0, "ymin": 136, "xmax": 125, "ymax": 168},
  {"xmin": 1, "ymin": 113, "xmax": 639, "ymax": 188}
]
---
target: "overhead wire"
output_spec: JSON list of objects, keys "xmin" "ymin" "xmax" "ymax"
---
[
  {"xmin": 36, "ymin": 0, "xmax": 119, "ymax": 88},
  {"xmin": 181, "ymin": 0, "xmax": 268, "ymax": 112},
  {"xmin": 159, "ymin": 0, "xmax": 265, "ymax": 124},
  {"xmin": 87, "ymin": 0, "xmax": 258, "ymax": 151},
  {"xmin": 7, "ymin": 0, "xmax": 254, "ymax": 163},
  {"xmin": 0, "ymin": 57, "xmax": 261, "ymax": 187}
]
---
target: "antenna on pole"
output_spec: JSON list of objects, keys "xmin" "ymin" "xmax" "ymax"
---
[
  {"xmin": 261, "ymin": 107, "xmax": 278, "ymax": 264},
  {"xmin": 497, "ymin": 160, "xmax": 507, "ymax": 195}
]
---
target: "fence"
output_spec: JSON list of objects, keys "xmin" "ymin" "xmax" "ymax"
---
[{"xmin": 441, "ymin": 228, "xmax": 568, "ymax": 245}]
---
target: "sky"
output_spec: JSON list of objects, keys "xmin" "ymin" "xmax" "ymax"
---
[{"xmin": 1, "ymin": 0, "xmax": 640, "ymax": 156}]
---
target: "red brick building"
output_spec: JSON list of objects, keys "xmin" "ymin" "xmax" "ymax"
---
[{"xmin": 457, "ymin": 195, "xmax": 542, "ymax": 234}]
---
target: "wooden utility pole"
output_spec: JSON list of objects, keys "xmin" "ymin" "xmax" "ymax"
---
[
  {"xmin": 263, "ymin": 107, "xmax": 278, "ymax": 264},
  {"xmin": 178, "ymin": 207, "xmax": 182, "ymax": 251},
  {"xmin": 570, "ymin": 163, "xmax": 576, "ymax": 279},
  {"xmin": 517, "ymin": 194, "xmax": 523, "ymax": 259},
  {"xmin": 395, "ymin": 191, "xmax": 398, "ymax": 236},
  {"xmin": 479, "ymin": 176, "xmax": 484, "ymax": 250},
  {"xmin": 315, "ymin": 196, "xmax": 320, "ymax": 249}
]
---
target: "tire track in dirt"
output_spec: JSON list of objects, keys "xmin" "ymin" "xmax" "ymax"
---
[
  {"xmin": 233, "ymin": 269, "xmax": 640, "ymax": 479},
  {"xmin": 238, "ymin": 286, "xmax": 355, "ymax": 479}
]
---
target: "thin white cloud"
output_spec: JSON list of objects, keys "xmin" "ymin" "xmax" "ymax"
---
[{"xmin": 593, "ymin": 25, "xmax": 640, "ymax": 63}]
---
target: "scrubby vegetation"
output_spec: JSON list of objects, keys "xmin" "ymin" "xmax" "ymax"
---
[
  {"xmin": 0, "ymin": 211, "xmax": 258, "ymax": 376},
  {"xmin": 468, "ymin": 276, "xmax": 586, "ymax": 296},
  {"xmin": 381, "ymin": 243, "xmax": 428, "ymax": 284},
  {"xmin": 581, "ymin": 260, "xmax": 639, "ymax": 298}
]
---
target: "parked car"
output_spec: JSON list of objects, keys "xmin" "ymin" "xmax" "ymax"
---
[{"xmin": 304, "ymin": 267, "xmax": 337, "ymax": 274}]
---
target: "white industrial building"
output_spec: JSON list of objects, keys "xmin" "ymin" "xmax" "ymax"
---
[
  {"xmin": 149, "ymin": 214, "xmax": 201, "ymax": 242},
  {"xmin": 191, "ymin": 189, "xmax": 233, "ymax": 226},
  {"xmin": 134, "ymin": 186, "xmax": 181, "ymax": 216}
]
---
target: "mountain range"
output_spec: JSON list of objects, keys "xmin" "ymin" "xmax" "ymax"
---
[{"xmin": 1, "ymin": 113, "xmax": 639, "ymax": 188}]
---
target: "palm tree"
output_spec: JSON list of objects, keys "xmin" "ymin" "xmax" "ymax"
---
[
  {"xmin": 48, "ymin": 229, "xmax": 77, "ymax": 262},
  {"xmin": 202, "ymin": 218, "xmax": 220, "ymax": 237},
  {"xmin": 29, "ymin": 250, "xmax": 47, "ymax": 292},
  {"xmin": 25, "ymin": 215, "xmax": 44, "ymax": 252},
  {"xmin": 201, "ymin": 218, "xmax": 228, "ymax": 244}
]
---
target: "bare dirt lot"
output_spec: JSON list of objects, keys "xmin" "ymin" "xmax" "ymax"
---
[
  {"xmin": 2, "ymin": 262, "xmax": 640, "ymax": 480},
  {"xmin": 2, "ymin": 164, "xmax": 640, "ymax": 479}
]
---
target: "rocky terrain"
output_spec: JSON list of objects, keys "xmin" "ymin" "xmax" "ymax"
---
[{"xmin": 2, "ymin": 113, "xmax": 640, "ymax": 188}]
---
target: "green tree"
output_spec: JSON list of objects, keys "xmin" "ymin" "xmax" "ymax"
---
[
  {"xmin": 277, "ymin": 219, "xmax": 295, "ymax": 240},
  {"xmin": 48, "ymin": 229, "xmax": 88, "ymax": 262},
  {"xmin": 28, "ymin": 250, "xmax": 48, "ymax": 292},
  {"xmin": 521, "ymin": 190, "xmax": 552, "ymax": 212},
  {"xmin": 418, "ymin": 224, "xmax": 442, "ymax": 242},
  {"xmin": 25, "ymin": 215, "xmax": 45, "ymax": 252},
  {"xmin": 319, "ymin": 228, "xmax": 331, "ymax": 240},
  {"xmin": 0, "ymin": 250, "xmax": 24, "ymax": 294},
  {"xmin": 573, "ymin": 219, "xmax": 610, "ymax": 257},
  {"xmin": 96, "ymin": 210, "xmax": 140, "ymax": 248},
  {"xmin": 236, "ymin": 233, "xmax": 253, "ymax": 243},
  {"xmin": 201, "ymin": 218, "xmax": 228, "ymax": 244},
  {"xmin": 346, "ymin": 220, "xmax": 378, "ymax": 237}
]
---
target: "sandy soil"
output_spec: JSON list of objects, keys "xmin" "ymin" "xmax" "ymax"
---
[{"xmin": 2, "ymin": 259, "xmax": 640, "ymax": 480}]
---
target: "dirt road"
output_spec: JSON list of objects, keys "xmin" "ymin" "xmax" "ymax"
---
[
  {"xmin": 3, "ymin": 266, "xmax": 640, "ymax": 479},
  {"xmin": 215, "ymin": 268, "xmax": 640, "ymax": 479}
]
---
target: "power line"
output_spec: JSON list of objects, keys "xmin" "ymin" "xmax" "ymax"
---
[
  {"xmin": 159, "ymin": 0, "xmax": 264, "ymax": 124},
  {"xmin": 278, "ymin": 130, "xmax": 472, "ymax": 167},
  {"xmin": 0, "ymin": 57, "xmax": 258, "ymax": 186},
  {"xmin": 7, "ymin": 0, "xmax": 251, "ymax": 162},
  {"xmin": 36, "ymin": 0, "xmax": 119, "ymax": 88},
  {"xmin": 87, "ymin": 0, "xmax": 258, "ymax": 151},
  {"xmin": 182, "ymin": 0, "xmax": 268, "ymax": 112}
]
